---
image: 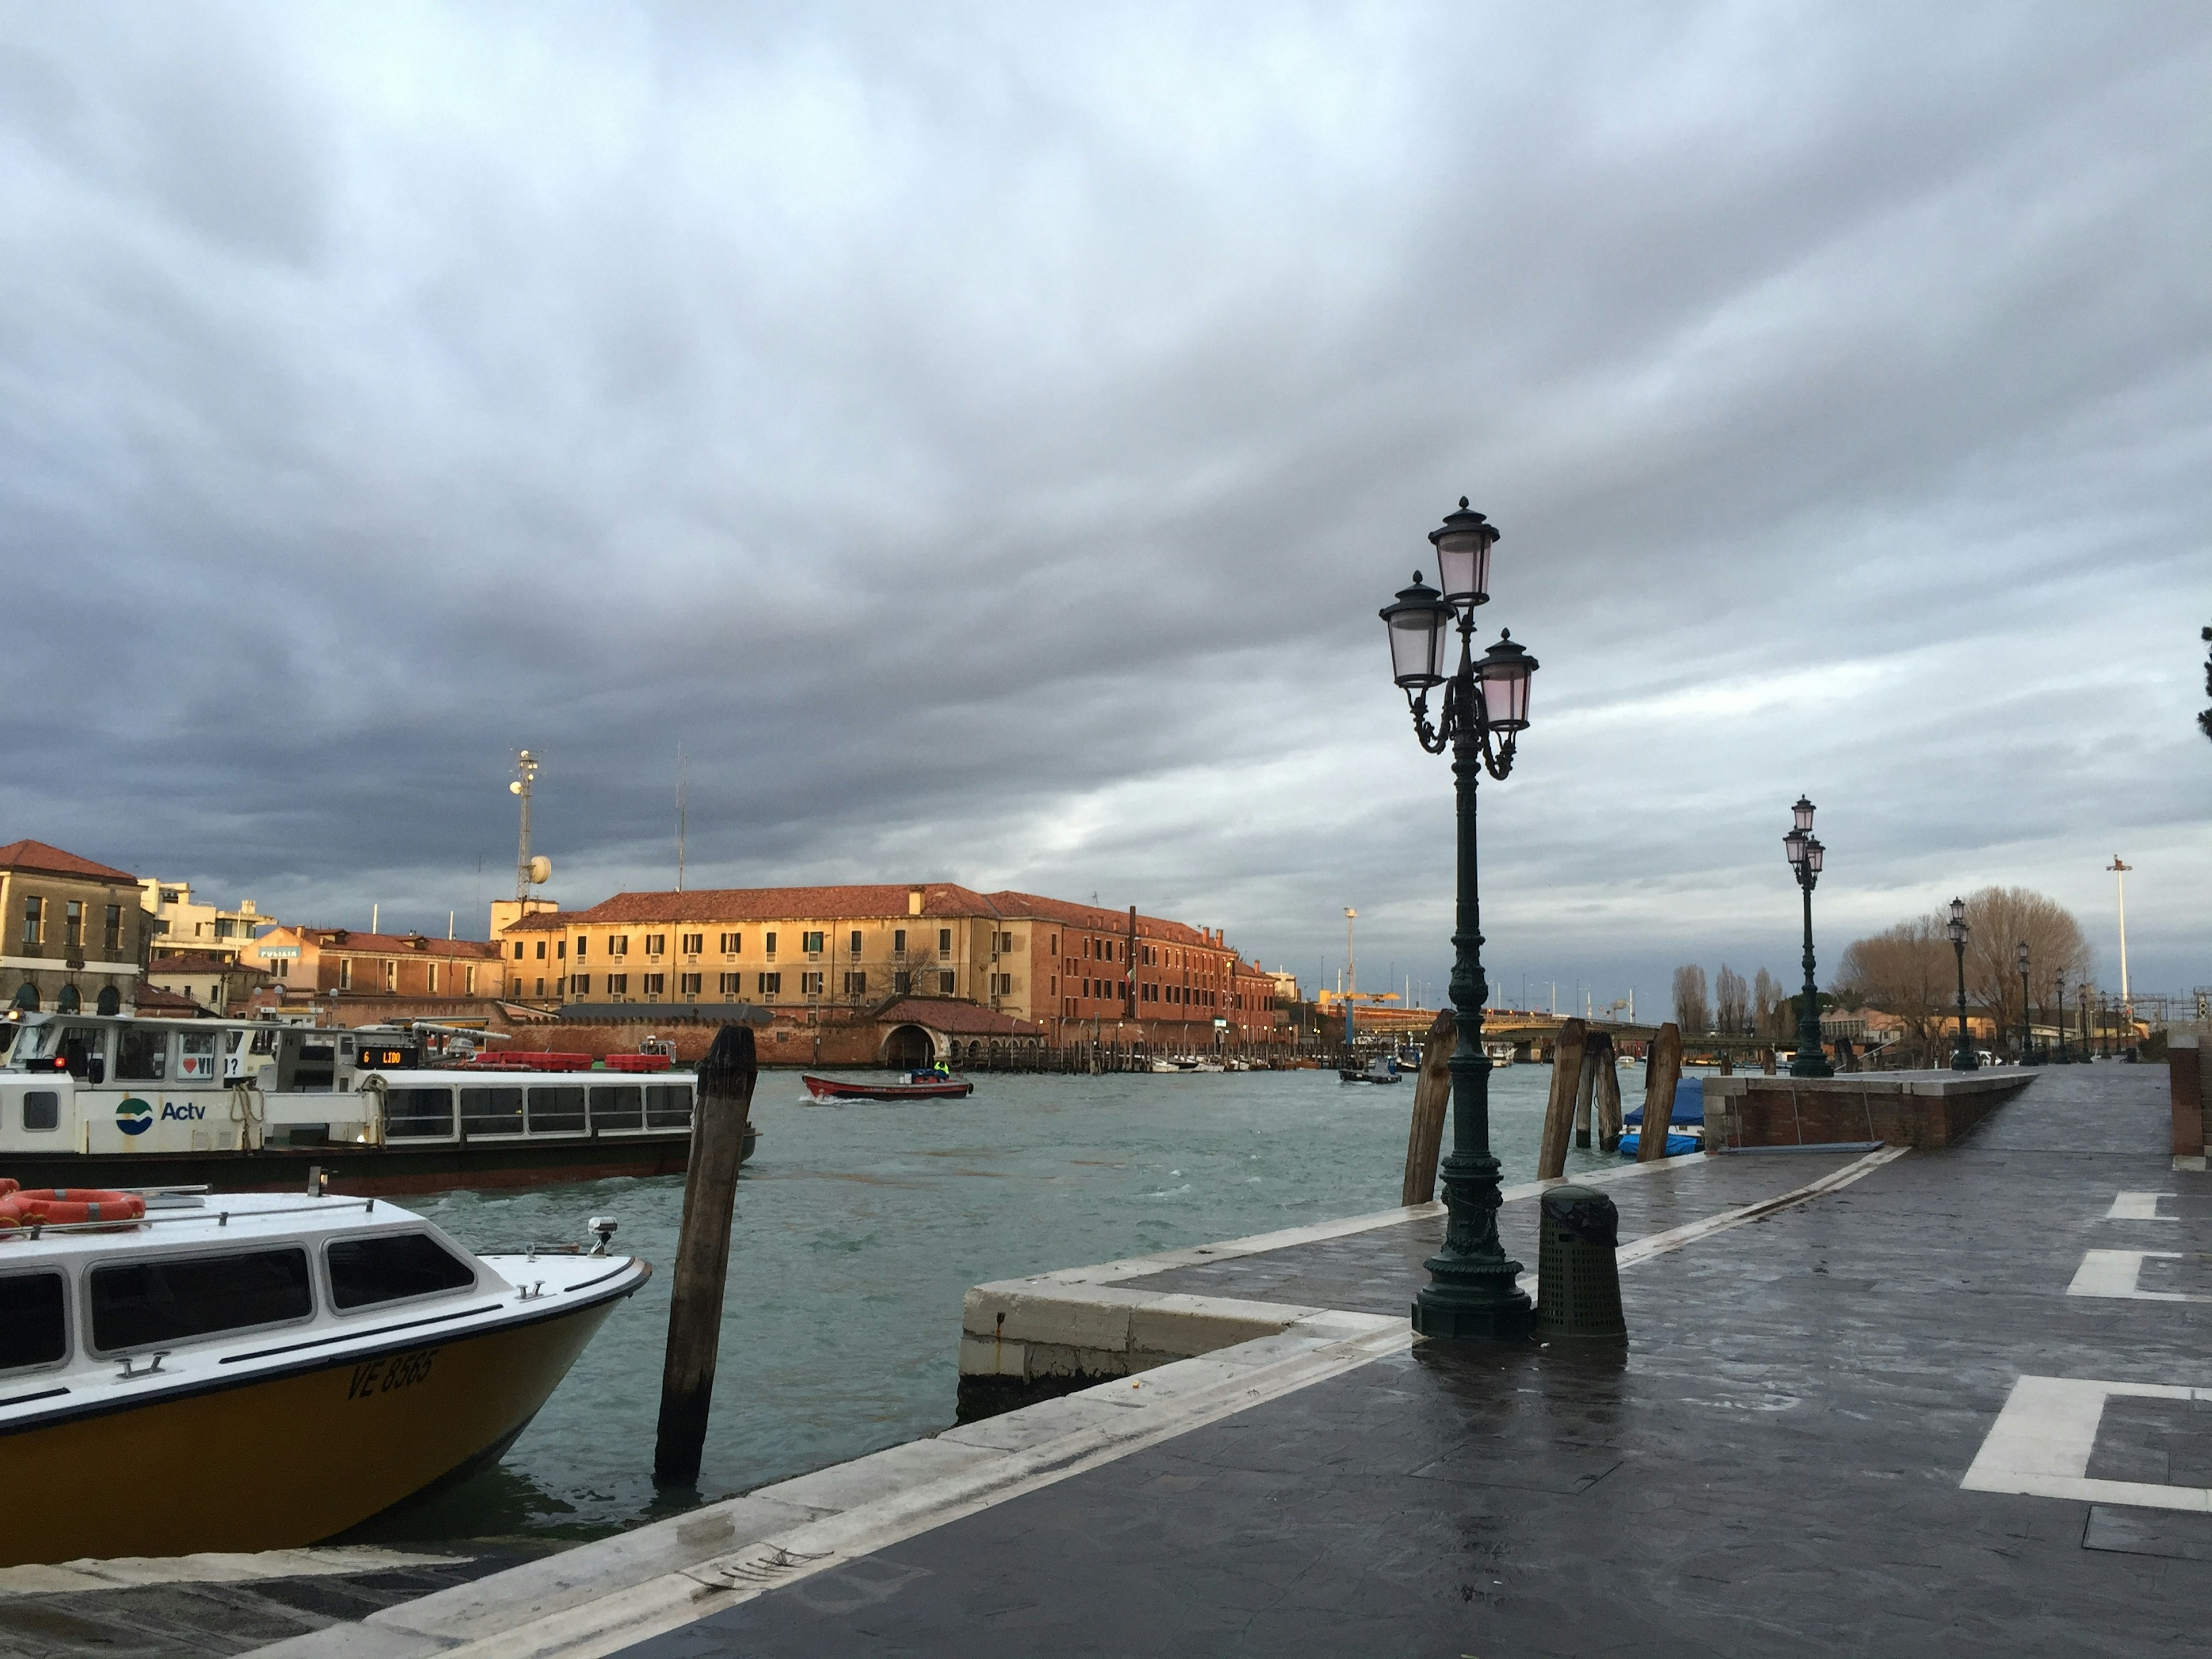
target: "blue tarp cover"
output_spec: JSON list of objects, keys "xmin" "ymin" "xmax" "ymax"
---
[{"xmin": 1622, "ymin": 1074, "xmax": 1704, "ymax": 1126}]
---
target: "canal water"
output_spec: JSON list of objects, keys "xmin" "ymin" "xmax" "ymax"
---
[{"xmin": 365, "ymin": 1062, "xmax": 1626, "ymax": 1544}]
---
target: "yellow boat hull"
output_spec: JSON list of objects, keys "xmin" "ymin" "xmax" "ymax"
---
[{"xmin": 0, "ymin": 1294, "xmax": 628, "ymax": 1567}]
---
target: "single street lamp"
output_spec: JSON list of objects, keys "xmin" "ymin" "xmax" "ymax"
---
[
  {"xmin": 1948, "ymin": 897, "xmax": 1978, "ymax": 1071},
  {"xmin": 1782, "ymin": 798, "xmax": 1832, "ymax": 1078},
  {"xmin": 2016, "ymin": 942, "xmax": 2033, "ymax": 1065},
  {"xmin": 1380, "ymin": 497, "xmax": 1538, "ymax": 1341},
  {"xmin": 2054, "ymin": 972, "xmax": 2069, "ymax": 1063}
]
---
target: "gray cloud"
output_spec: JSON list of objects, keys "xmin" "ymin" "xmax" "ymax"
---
[{"xmin": 0, "ymin": 1, "xmax": 2205, "ymax": 1007}]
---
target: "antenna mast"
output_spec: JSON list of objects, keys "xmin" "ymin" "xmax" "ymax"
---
[
  {"xmin": 510, "ymin": 751, "xmax": 539, "ymax": 900},
  {"xmin": 2108, "ymin": 855, "xmax": 2132, "ymax": 1014},
  {"xmin": 677, "ymin": 745, "xmax": 688, "ymax": 892}
]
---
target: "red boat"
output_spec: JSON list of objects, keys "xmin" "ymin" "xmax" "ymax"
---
[{"xmin": 802, "ymin": 1072, "xmax": 975, "ymax": 1101}]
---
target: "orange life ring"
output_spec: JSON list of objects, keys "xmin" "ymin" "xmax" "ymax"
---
[
  {"xmin": 9, "ymin": 1191, "xmax": 145, "ymax": 1227},
  {"xmin": 0, "ymin": 1178, "xmax": 18, "ymax": 1197}
]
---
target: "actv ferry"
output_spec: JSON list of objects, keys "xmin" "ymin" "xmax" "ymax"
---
[
  {"xmin": 0, "ymin": 1012, "xmax": 749, "ymax": 1195},
  {"xmin": 0, "ymin": 1183, "xmax": 649, "ymax": 1566}
]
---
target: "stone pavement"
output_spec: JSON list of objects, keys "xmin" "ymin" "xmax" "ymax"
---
[{"xmin": 605, "ymin": 1063, "xmax": 2205, "ymax": 1657}]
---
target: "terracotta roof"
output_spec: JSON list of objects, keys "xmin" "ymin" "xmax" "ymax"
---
[
  {"xmin": 148, "ymin": 952, "xmax": 271, "ymax": 978},
  {"xmin": 984, "ymin": 891, "xmax": 1217, "ymax": 949},
  {"xmin": 0, "ymin": 839, "xmax": 138, "ymax": 884},
  {"xmin": 872, "ymin": 997, "xmax": 1044, "ymax": 1037},
  {"xmin": 278, "ymin": 927, "xmax": 502, "ymax": 960},
  {"xmin": 548, "ymin": 884, "xmax": 1003, "ymax": 926},
  {"xmin": 501, "ymin": 910, "xmax": 571, "ymax": 933},
  {"xmin": 131, "ymin": 983, "xmax": 207, "ymax": 1014}
]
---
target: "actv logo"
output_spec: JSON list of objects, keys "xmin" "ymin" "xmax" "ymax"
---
[{"xmin": 115, "ymin": 1098, "xmax": 153, "ymax": 1137}]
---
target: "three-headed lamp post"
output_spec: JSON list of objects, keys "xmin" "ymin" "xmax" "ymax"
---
[
  {"xmin": 1948, "ymin": 898, "xmax": 1978, "ymax": 1071},
  {"xmin": 1782, "ymin": 798, "xmax": 1832, "ymax": 1078},
  {"xmin": 1379, "ymin": 497, "xmax": 1537, "ymax": 1341}
]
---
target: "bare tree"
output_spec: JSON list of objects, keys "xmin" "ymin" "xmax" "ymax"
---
[
  {"xmin": 1671, "ymin": 964, "xmax": 1710, "ymax": 1033},
  {"xmin": 1714, "ymin": 965, "xmax": 1748, "ymax": 1034},
  {"xmin": 1836, "ymin": 917, "xmax": 1952, "ymax": 1058},
  {"xmin": 1957, "ymin": 885, "xmax": 2092, "ymax": 1033},
  {"xmin": 1752, "ymin": 968, "xmax": 1782, "ymax": 1038}
]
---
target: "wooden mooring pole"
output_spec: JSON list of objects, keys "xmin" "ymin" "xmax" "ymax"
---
[
  {"xmin": 653, "ymin": 1022, "xmax": 757, "ymax": 1486},
  {"xmin": 1537, "ymin": 1017, "xmax": 1588, "ymax": 1179},
  {"xmin": 1637, "ymin": 1022, "xmax": 1684, "ymax": 1165},
  {"xmin": 1593, "ymin": 1039, "xmax": 1624, "ymax": 1153},
  {"xmin": 1400, "ymin": 1008, "xmax": 1455, "ymax": 1206}
]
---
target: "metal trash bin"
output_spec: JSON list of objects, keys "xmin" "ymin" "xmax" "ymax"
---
[{"xmin": 1536, "ymin": 1184, "xmax": 1625, "ymax": 1338}]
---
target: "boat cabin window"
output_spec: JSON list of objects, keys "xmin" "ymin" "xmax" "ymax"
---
[
  {"xmin": 88, "ymin": 1248, "xmax": 313, "ymax": 1352},
  {"xmin": 459, "ymin": 1086, "xmax": 524, "ymax": 1137},
  {"xmin": 325, "ymin": 1233, "xmax": 477, "ymax": 1310},
  {"xmin": 645, "ymin": 1083, "xmax": 693, "ymax": 1129},
  {"xmin": 384, "ymin": 1086, "xmax": 455, "ymax": 1138},
  {"xmin": 21, "ymin": 1021, "xmax": 108, "ymax": 1082},
  {"xmin": 589, "ymin": 1084, "xmax": 642, "ymax": 1131},
  {"xmin": 177, "ymin": 1030, "xmax": 219, "ymax": 1082},
  {"xmin": 0, "ymin": 1270, "xmax": 67, "ymax": 1370},
  {"xmin": 277, "ymin": 1033, "xmax": 338, "ymax": 1092},
  {"xmin": 527, "ymin": 1085, "xmax": 586, "ymax": 1134},
  {"xmin": 116, "ymin": 1026, "xmax": 168, "ymax": 1082},
  {"xmin": 21, "ymin": 1090, "xmax": 59, "ymax": 1132}
]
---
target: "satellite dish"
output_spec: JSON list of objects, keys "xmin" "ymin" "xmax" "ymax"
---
[{"xmin": 527, "ymin": 855, "xmax": 552, "ymax": 885}]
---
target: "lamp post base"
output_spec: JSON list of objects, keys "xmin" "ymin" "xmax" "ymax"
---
[
  {"xmin": 1412, "ymin": 1273, "xmax": 1535, "ymax": 1340},
  {"xmin": 1788, "ymin": 1052, "xmax": 1834, "ymax": 1079}
]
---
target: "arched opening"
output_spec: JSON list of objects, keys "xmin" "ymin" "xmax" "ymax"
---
[
  {"xmin": 56, "ymin": 984, "xmax": 81, "ymax": 1014},
  {"xmin": 882, "ymin": 1024, "xmax": 936, "ymax": 1071},
  {"xmin": 12, "ymin": 983, "xmax": 37, "ymax": 1012},
  {"xmin": 96, "ymin": 986, "xmax": 121, "ymax": 1016}
]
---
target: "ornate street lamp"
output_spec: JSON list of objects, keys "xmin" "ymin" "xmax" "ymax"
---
[
  {"xmin": 2054, "ymin": 972, "xmax": 2069, "ymax": 1063},
  {"xmin": 1380, "ymin": 497, "xmax": 1537, "ymax": 1341},
  {"xmin": 2016, "ymin": 942, "xmax": 2033, "ymax": 1065},
  {"xmin": 1782, "ymin": 798, "xmax": 1832, "ymax": 1078},
  {"xmin": 1947, "ymin": 898, "xmax": 1978, "ymax": 1071}
]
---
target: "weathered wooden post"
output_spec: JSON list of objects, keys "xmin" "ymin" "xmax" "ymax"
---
[
  {"xmin": 1537, "ymin": 1017, "xmax": 1589, "ymax": 1179},
  {"xmin": 1593, "ymin": 1040, "xmax": 1623, "ymax": 1152},
  {"xmin": 1637, "ymin": 1023, "xmax": 1684, "ymax": 1165},
  {"xmin": 1401, "ymin": 1008, "xmax": 1456, "ymax": 1205},
  {"xmin": 1573, "ymin": 1033, "xmax": 1605, "ymax": 1147},
  {"xmin": 653, "ymin": 1023, "xmax": 757, "ymax": 1486}
]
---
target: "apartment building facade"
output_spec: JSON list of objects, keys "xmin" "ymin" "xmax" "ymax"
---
[
  {"xmin": 240, "ymin": 926, "xmax": 502, "ymax": 1001},
  {"xmin": 140, "ymin": 880, "xmax": 276, "ymax": 964},
  {"xmin": 501, "ymin": 882, "xmax": 1283, "ymax": 1051},
  {"xmin": 0, "ymin": 839, "xmax": 151, "ymax": 1014}
]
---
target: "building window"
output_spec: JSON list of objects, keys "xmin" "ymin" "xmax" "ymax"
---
[
  {"xmin": 20, "ymin": 895, "xmax": 41, "ymax": 946},
  {"xmin": 608, "ymin": 974, "xmax": 629, "ymax": 995},
  {"xmin": 643, "ymin": 974, "xmax": 665, "ymax": 997},
  {"xmin": 843, "ymin": 971, "xmax": 866, "ymax": 995},
  {"xmin": 802, "ymin": 931, "xmax": 823, "ymax": 956},
  {"xmin": 679, "ymin": 973, "xmax": 702, "ymax": 995},
  {"xmin": 428, "ymin": 964, "xmax": 440, "ymax": 994},
  {"xmin": 556, "ymin": 940, "xmax": 566, "ymax": 959},
  {"xmin": 611, "ymin": 935, "xmax": 629, "ymax": 957},
  {"xmin": 573, "ymin": 974, "xmax": 589, "ymax": 995},
  {"xmin": 764, "ymin": 932, "xmax": 778, "ymax": 957},
  {"xmin": 384, "ymin": 961, "xmax": 397, "ymax": 992},
  {"xmin": 535, "ymin": 977, "xmax": 546, "ymax": 997},
  {"xmin": 104, "ymin": 905, "xmax": 122, "ymax": 953},
  {"xmin": 513, "ymin": 942, "xmax": 525, "ymax": 960},
  {"xmin": 996, "ymin": 932, "xmax": 1014, "ymax": 955},
  {"xmin": 893, "ymin": 971, "xmax": 911, "ymax": 994},
  {"xmin": 214, "ymin": 917, "xmax": 234, "ymax": 940},
  {"xmin": 991, "ymin": 973, "xmax": 1012, "ymax": 997},
  {"xmin": 535, "ymin": 940, "xmax": 546, "ymax": 960},
  {"xmin": 645, "ymin": 934, "xmax": 666, "ymax": 957},
  {"xmin": 339, "ymin": 959, "xmax": 352, "ymax": 990},
  {"xmin": 275, "ymin": 959, "xmax": 290, "ymax": 979},
  {"xmin": 800, "ymin": 971, "xmax": 823, "ymax": 996},
  {"xmin": 465, "ymin": 966, "xmax": 477, "ymax": 994},
  {"xmin": 758, "ymin": 972, "xmax": 781, "ymax": 996},
  {"xmin": 849, "ymin": 930, "xmax": 863, "ymax": 956},
  {"xmin": 718, "ymin": 973, "xmax": 740, "ymax": 995},
  {"xmin": 939, "ymin": 928, "xmax": 952, "ymax": 955},
  {"xmin": 893, "ymin": 929, "xmax": 906, "ymax": 956},
  {"xmin": 939, "ymin": 970, "xmax": 956, "ymax": 995},
  {"xmin": 681, "ymin": 933, "xmax": 703, "ymax": 956},
  {"xmin": 575, "ymin": 937, "xmax": 588, "ymax": 959},
  {"xmin": 719, "ymin": 931, "xmax": 741, "ymax": 955}
]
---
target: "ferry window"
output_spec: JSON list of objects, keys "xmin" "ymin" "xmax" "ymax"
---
[
  {"xmin": 177, "ymin": 1031, "xmax": 218, "ymax": 1081},
  {"xmin": 0, "ymin": 1271, "xmax": 66, "ymax": 1370},
  {"xmin": 89, "ymin": 1248, "xmax": 312, "ymax": 1352},
  {"xmin": 22, "ymin": 1090, "xmax": 59, "ymax": 1131},
  {"xmin": 326, "ymin": 1234, "xmax": 476, "ymax": 1310},
  {"xmin": 589, "ymin": 1084, "xmax": 643, "ymax": 1130},
  {"xmin": 116, "ymin": 1027, "xmax": 168, "ymax": 1081},
  {"xmin": 384, "ymin": 1087, "xmax": 454, "ymax": 1138},
  {"xmin": 459, "ymin": 1087, "xmax": 524, "ymax": 1137},
  {"xmin": 527, "ymin": 1085, "xmax": 586, "ymax": 1133},
  {"xmin": 645, "ymin": 1084, "xmax": 692, "ymax": 1129}
]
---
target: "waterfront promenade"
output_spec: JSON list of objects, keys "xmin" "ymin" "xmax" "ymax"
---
[{"xmin": 8, "ymin": 1065, "xmax": 2199, "ymax": 1656}]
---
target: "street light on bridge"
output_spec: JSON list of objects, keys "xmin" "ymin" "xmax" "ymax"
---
[
  {"xmin": 1378, "ymin": 497, "xmax": 1537, "ymax": 1342},
  {"xmin": 1782, "ymin": 797, "xmax": 1832, "ymax": 1078}
]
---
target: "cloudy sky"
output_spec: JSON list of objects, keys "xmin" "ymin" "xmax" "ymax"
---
[{"xmin": 2, "ymin": 2, "xmax": 2205, "ymax": 1010}]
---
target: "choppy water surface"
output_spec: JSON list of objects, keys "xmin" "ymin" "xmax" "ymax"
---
[{"xmin": 368, "ymin": 1062, "xmax": 1622, "ymax": 1543}]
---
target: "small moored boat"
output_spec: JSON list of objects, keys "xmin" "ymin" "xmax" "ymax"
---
[
  {"xmin": 1339, "ymin": 1058, "xmax": 1403, "ymax": 1085},
  {"xmin": 802, "ymin": 1071, "xmax": 975, "ymax": 1102},
  {"xmin": 0, "ymin": 1180, "xmax": 649, "ymax": 1566}
]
